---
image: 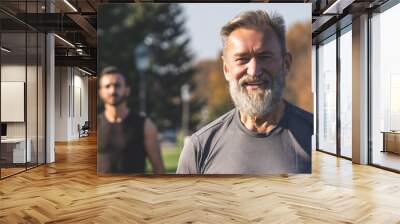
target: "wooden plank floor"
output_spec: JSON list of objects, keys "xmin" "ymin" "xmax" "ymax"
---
[{"xmin": 1, "ymin": 135, "xmax": 400, "ymax": 223}]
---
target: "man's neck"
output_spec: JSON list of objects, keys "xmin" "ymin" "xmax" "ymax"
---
[
  {"xmin": 104, "ymin": 103, "xmax": 130, "ymax": 123},
  {"xmin": 239, "ymin": 100, "xmax": 285, "ymax": 134}
]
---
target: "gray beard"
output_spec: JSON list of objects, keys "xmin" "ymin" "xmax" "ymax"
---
[{"xmin": 229, "ymin": 70, "xmax": 285, "ymax": 118}]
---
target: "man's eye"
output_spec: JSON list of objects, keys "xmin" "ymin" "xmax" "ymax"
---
[
  {"xmin": 236, "ymin": 58, "xmax": 249, "ymax": 64},
  {"xmin": 259, "ymin": 54, "xmax": 272, "ymax": 59}
]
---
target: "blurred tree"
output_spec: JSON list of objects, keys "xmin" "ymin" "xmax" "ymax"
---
[
  {"xmin": 284, "ymin": 21, "xmax": 313, "ymax": 113},
  {"xmin": 191, "ymin": 55, "xmax": 233, "ymax": 130},
  {"xmin": 206, "ymin": 55, "xmax": 233, "ymax": 121},
  {"xmin": 98, "ymin": 3, "xmax": 195, "ymax": 131}
]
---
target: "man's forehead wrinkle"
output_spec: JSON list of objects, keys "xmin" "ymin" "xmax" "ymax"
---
[
  {"xmin": 232, "ymin": 45, "xmax": 272, "ymax": 56},
  {"xmin": 226, "ymin": 40, "xmax": 251, "ymax": 59},
  {"xmin": 227, "ymin": 38, "xmax": 272, "ymax": 59},
  {"xmin": 226, "ymin": 35, "xmax": 246, "ymax": 53}
]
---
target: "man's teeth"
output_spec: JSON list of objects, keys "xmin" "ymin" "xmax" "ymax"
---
[{"xmin": 246, "ymin": 81, "xmax": 263, "ymax": 85}]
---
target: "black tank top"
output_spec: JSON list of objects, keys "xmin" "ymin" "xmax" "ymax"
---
[{"xmin": 97, "ymin": 112, "xmax": 146, "ymax": 173}]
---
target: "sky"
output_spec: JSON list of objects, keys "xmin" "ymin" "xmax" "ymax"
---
[{"xmin": 180, "ymin": 3, "xmax": 311, "ymax": 62}]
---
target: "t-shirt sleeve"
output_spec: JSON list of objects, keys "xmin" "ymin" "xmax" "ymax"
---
[{"xmin": 176, "ymin": 136, "xmax": 198, "ymax": 174}]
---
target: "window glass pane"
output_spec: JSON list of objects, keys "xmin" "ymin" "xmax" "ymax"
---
[
  {"xmin": 318, "ymin": 36, "xmax": 337, "ymax": 154},
  {"xmin": 371, "ymin": 3, "xmax": 400, "ymax": 171},
  {"xmin": 0, "ymin": 1, "xmax": 46, "ymax": 179},
  {"xmin": 340, "ymin": 29, "xmax": 352, "ymax": 158},
  {"xmin": 27, "ymin": 31, "xmax": 38, "ymax": 169},
  {"xmin": 1, "ymin": 30, "xmax": 28, "ymax": 177},
  {"xmin": 38, "ymin": 32, "xmax": 45, "ymax": 165},
  {"xmin": 312, "ymin": 45, "xmax": 317, "ymax": 151}
]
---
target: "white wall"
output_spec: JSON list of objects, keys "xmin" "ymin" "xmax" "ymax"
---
[
  {"xmin": 1, "ymin": 65, "xmax": 37, "ymax": 138},
  {"xmin": 1, "ymin": 65, "xmax": 26, "ymax": 137},
  {"xmin": 55, "ymin": 67, "xmax": 69, "ymax": 141},
  {"xmin": 54, "ymin": 67, "xmax": 89, "ymax": 141}
]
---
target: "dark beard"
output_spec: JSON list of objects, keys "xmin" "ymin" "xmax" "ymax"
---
[{"xmin": 110, "ymin": 94, "xmax": 128, "ymax": 106}]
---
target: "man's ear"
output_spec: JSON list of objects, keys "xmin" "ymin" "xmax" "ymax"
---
[
  {"xmin": 283, "ymin": 52, "xmax": 292, "ymax": 75},
  {"xmin": 221, "ymin": 55, "xmax": 230, "ymax": 81},
  {"xmin": 126, "ymin": 87, "xmax": 131, "ymax": 96}
]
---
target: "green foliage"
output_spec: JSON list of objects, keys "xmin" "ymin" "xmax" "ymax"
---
[
  {"xmin": 175, "ymin": 129, "xmax": 185, "ymax": 150},
  {"xmin": 98, "ymin": 3, "xmax": 197, "ymax": 130},
  {"xmin": 145, "ymin": 147, "xmax": 181, "ymax": 174}
]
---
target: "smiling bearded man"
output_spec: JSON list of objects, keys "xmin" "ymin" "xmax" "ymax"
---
[{"xmin": 176, "ymin": 10, "xmax": 313, "ymax": 174}]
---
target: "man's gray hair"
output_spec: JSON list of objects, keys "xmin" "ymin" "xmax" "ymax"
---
[{"xmin": 220, "ymin": 10, "xmax": 287, "ymax": 55}]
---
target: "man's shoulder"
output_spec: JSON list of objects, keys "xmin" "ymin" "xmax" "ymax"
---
[
  {"xmin": 180, "ymin": 109, "xmax": 236, "ymax": 172},
  {"xmin": 286, "ymin": 102, "xmax": 313, "ymax": 132},
  {"xmin": 192, "ymin": 108, "xmax": 236, "ymax": 140}
]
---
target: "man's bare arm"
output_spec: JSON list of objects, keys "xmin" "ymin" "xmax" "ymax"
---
[{"xmin": 144, "ymin": 118, "xmax": 165, "ymax": 174}]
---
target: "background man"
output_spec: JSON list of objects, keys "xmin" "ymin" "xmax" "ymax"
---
[
  {"xmin": 97, "ymin": 66, "xmax": 165, "ymax": 173},
  {"xmin": 177, "ymin": 10, "xmax": 313, "ymax": 174}
]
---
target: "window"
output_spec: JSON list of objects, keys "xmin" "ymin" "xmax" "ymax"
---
[
  {"xmin": 370, "ymin": 2, "xmax": 400, "ymax": 171},
  {"xmin": 339, "ymin": 27, "xmax": 352, "ymax": 158},
  {"xmin": 317, "ymin": 35, "xmax": 337, "ymax": 154},
  {"xmin": 0, "ymin": 2, "xmax": 46, "ymax": 179}
]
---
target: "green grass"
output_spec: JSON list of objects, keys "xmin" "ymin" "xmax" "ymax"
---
[{"xmin": 145, "ymin": 145, "xmax": 182, "ymax": 174}]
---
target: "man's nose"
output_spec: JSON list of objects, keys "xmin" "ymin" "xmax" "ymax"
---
[
  {"xmin": 246, "ymin": 57, "xmax": 261, "ymax": 78},
  {"xmin": 108, "ymin": 85, "xmax": 116, "ymax": 93}
]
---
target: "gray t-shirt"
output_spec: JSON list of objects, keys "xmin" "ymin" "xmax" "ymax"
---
[{"xmin": 176, "ymin": 101, "xmax": 313, "ymax": 174}]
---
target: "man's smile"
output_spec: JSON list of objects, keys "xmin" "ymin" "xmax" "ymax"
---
[{"xmin": 241, "ymin": 79, "xmax": 269, "ymax": 91}]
